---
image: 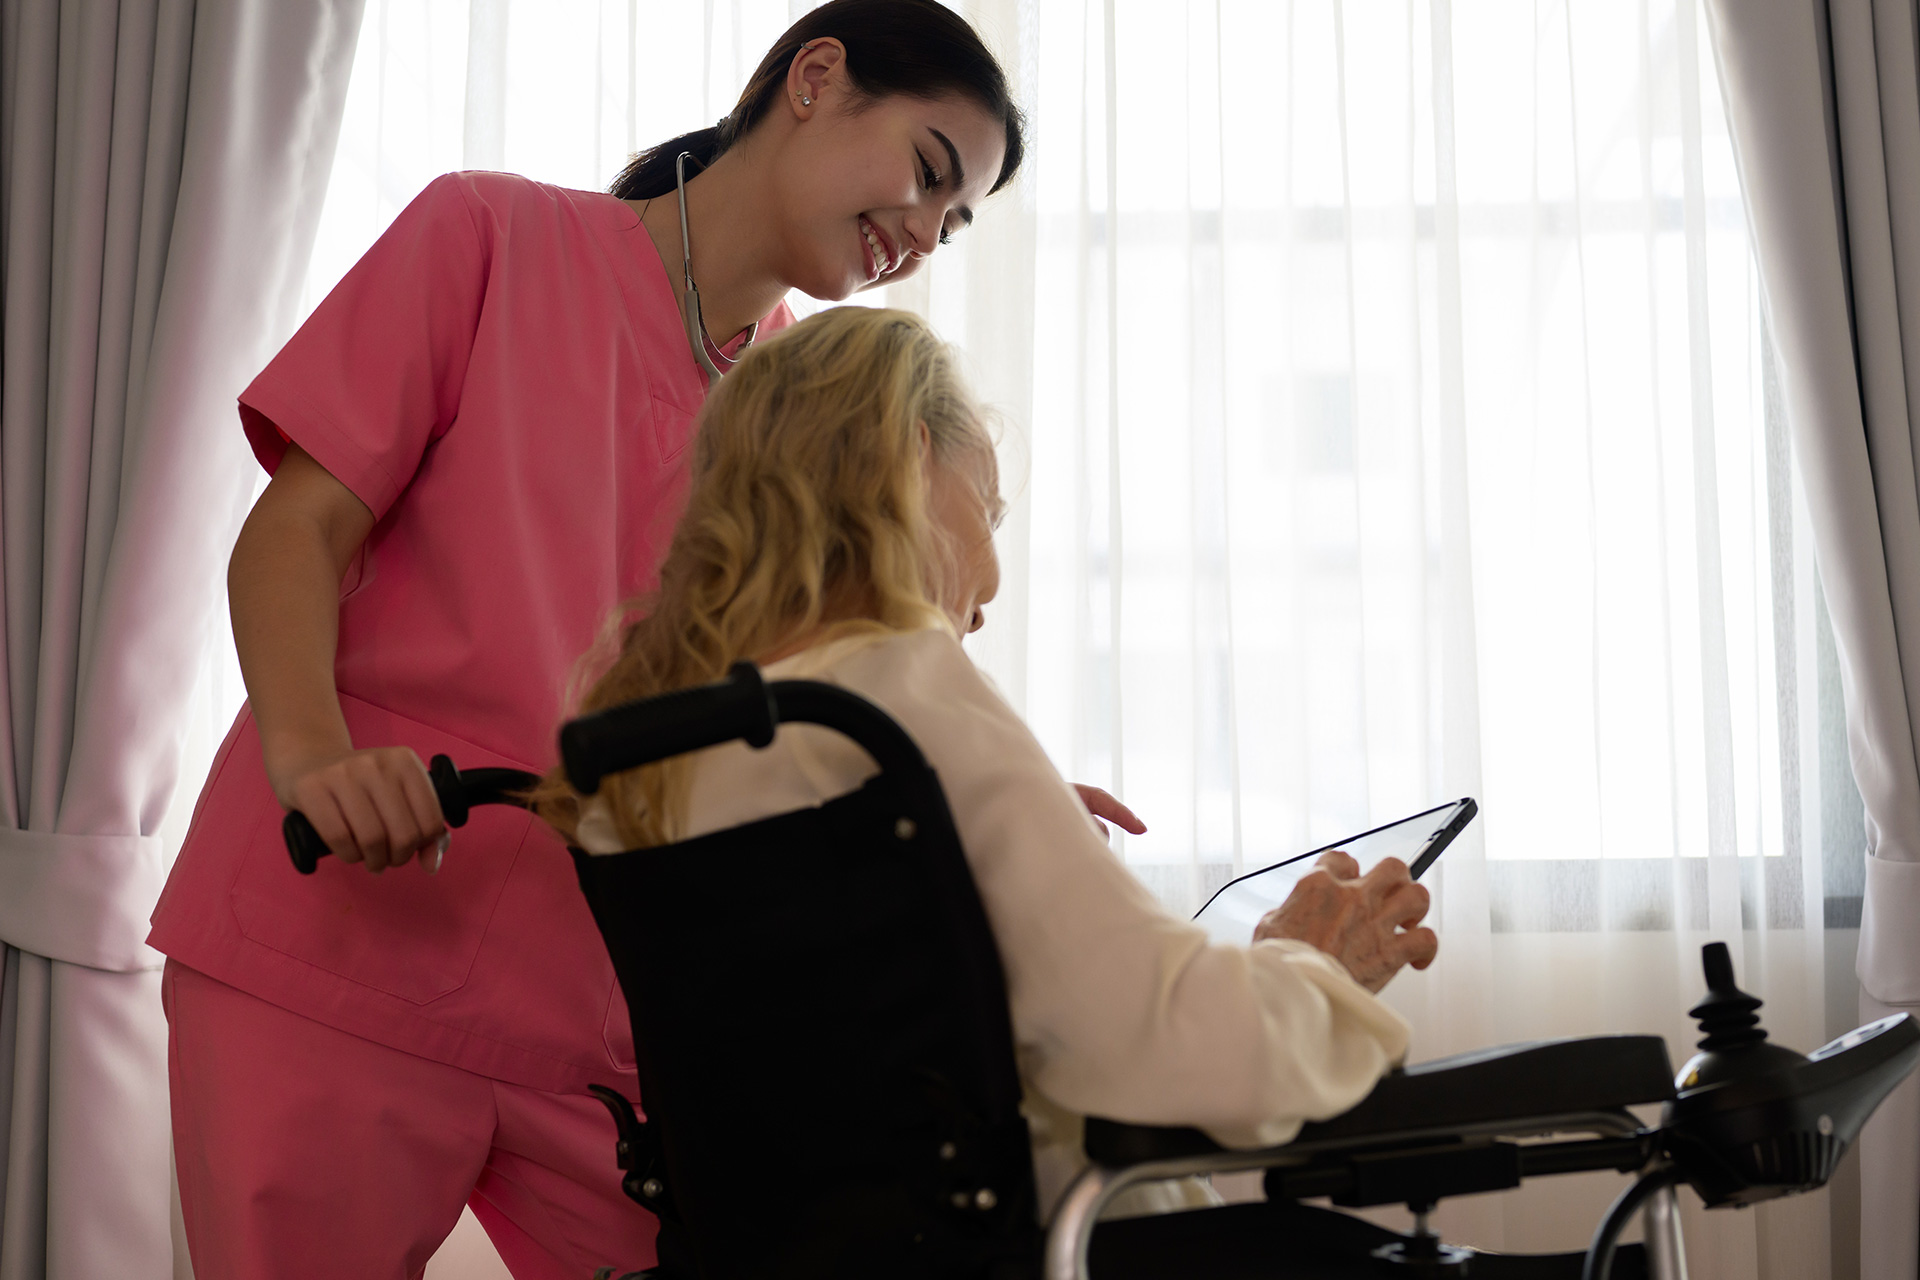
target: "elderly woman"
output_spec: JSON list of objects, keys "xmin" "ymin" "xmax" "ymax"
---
[{"xmin": 550, "ymin": 304, "xmax": 1438, "ymax": 1237}]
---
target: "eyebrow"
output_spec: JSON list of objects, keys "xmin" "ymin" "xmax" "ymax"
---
[{"xmin": 929, "ymin": 128, "xmax": 976, "ymax": 227}]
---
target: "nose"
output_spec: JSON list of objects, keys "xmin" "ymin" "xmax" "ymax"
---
[{"xmin": 900, "ymin": 211, "xmax": 938, "ymax": 259}]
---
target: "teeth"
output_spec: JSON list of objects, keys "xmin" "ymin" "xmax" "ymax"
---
[{"xmin": 861, "ymin": 218, "xmax": 890, "ymax": 273}]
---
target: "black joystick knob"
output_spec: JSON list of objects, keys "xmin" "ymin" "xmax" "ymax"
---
[
  {"xmin": 1677, "ymin": 942, "xmax": 1806, "ymax": 1090},
  {"xmin": 1690, "ymin": 941, "xmax": 1769, "ymax": 1051}
]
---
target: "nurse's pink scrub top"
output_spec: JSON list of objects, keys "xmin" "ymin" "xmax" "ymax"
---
[{"xmin": 148, "ymin": 172, "xmax": 793, "ymax": 1093}]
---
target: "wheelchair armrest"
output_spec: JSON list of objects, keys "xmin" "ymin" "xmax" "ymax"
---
[{"xmin": 1084, "ymin": 1035, "xmax": 1675, "ymax": 1166}]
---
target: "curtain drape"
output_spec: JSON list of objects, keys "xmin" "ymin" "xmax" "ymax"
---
[
  {"xmin": 316, "ymin": 1, "xmax": 1856, "ymax": 1276},
  {"xmin": 975, "ymin": 3, "xmax": 1840, "ymax": 1273},
  {"xmin": 0, "ymin": 2, "xmax": 363, "ymax": 1275},
  {"xmin": 1701, "ymin": 2, "xmax": 1920, "ymax": 1277}
]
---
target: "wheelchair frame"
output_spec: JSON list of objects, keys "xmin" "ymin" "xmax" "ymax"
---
[
  {"xmin": 1049, "ymin": 1108, "xmax": 1686, "ymax": 1280},
  {"xmin": 287, "ymin": 660, "xmax": 1919, "ymax": 1279}
]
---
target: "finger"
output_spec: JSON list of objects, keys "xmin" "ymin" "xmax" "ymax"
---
[
  {"xmin": 1289, "ymin": 867, "xmax": 1340, "ymax": 898},
  {"xmin": 1396, "ymin": 925, "xmax": 1440, "ymax": 971},
  {"xmin": 395, "ymin": 752, "xmax": 449, "ymax": 869},
  {"xmin": 333, "ymin": 783, "xmax": 393, "ymax": 872},
  {"xmin": 365, "ymin": 767, "xmax": 427, "ymax": 871},
  {"xmin": 1315, "ymin": 849, "xmax": 1361, "ymax": 881},
  {"xmin": 1361, "ymin": 856, "xmax": 1413, "ymax": 887},
  {"xmin": 1074, "ymin": 784, "xmax": 1147, "ymax": 835},
  {"xmin": 1375, "ymin": 879, "xmax": 1432, "ymax": 929},
  {"xmin": 1357, "ymin": 857, "xmax": 1415, "ymax": 904},
  {"xmin": 300, "ymin": 791, "xmax": 363, "ymax": 866}
]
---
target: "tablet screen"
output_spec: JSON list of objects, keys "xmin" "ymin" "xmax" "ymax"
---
[{"xmin": 1192, "ymin": 798, "xmax": 1477, "ymax": 947}]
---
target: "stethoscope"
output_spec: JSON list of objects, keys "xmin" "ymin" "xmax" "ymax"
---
[{"xmin": 673, "ymin": 150, "xmax": 754, "ymax": 386}]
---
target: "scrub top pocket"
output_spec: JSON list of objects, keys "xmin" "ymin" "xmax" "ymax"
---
[{"xmin": 228, "ymin": 695, "xmax": 530, "ymax": 1006}]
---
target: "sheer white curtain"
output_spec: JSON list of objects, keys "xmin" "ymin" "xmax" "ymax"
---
[
  {"xmin": 980, "ymin": 4, "xmax": 1853, "ymax": 1270},
  {"xmin": 267, "ymin": 1, "xmax": 1863, "ymax": 1276}
]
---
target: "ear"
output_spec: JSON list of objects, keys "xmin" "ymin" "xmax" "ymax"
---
[
  {"xmin": 786, "ymin": 37, "xmax": 846, "ymax": 119},
  {"xmin": 916, "ymin": 419, "xmax": 933, "ymax": 461}
]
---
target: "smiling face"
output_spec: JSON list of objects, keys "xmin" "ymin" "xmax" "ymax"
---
[{"xmin": 767, "ymin": 44, "xmax": 1009, "ymax": 300}]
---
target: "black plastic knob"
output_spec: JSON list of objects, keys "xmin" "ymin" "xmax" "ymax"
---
[{"xmin": 1689, "ymin": 941, "xmax": 1769, "ymax": 1052}]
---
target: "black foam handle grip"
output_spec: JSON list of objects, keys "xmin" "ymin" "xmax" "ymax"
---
[
  {"xmin": 284, "ymin": 753, "xmax": 467, "ymax": 875},
  {"xmin": 284, "ymin": 810, "xmax": 331, "ymax": 875},
  {"xmin": 561, "ymin": 661, "xmax": 776, "ymax": 795}
]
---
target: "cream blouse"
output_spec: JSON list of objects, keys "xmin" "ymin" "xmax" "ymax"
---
[{"xmin": 577, "ymin": 627, "xmax": 1410, "ymax": 1219}]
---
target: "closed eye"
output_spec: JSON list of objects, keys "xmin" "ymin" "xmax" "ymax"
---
[{"xmin": 917, "ymin": 150, "xmax": 956, "ymax": 247}]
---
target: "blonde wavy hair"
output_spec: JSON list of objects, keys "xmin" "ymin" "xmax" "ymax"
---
[{"xmin": 536, "ymin": 305, "xmax": 995, "ymax": 848}]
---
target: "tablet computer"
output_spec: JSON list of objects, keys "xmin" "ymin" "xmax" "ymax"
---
[{"xmin": 1193, "ymin": 798, "xmax": 1477, "ymax": 946}]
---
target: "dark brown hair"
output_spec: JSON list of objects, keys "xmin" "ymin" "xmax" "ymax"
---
[{"xmin": 610, "ymin": 0, "xmax": 1025, "ymax": 200}]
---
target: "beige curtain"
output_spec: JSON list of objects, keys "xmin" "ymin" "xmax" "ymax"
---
[
  {"xmin": 0, "ymin": 1, "xmax": 363, "ymax": 1274},
  {"xmin": 1702, "ymin": 1, "xmax": 1920, "ymax": 1277}
]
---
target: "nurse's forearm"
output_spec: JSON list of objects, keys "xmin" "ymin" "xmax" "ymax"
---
[{"xmin": 228, "ymin": 447, "xmax": 374, "ymax": 802}]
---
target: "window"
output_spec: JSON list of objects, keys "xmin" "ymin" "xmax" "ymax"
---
[{"xmin": 285, "ymin": 0, "xmax": 1862, "ymax": 936}]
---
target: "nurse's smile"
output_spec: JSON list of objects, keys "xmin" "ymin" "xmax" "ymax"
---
[{"xmin": 860, "ymin": 216, "xmax": 899, "ymax": 281}]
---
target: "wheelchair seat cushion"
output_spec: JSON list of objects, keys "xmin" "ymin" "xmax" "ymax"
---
[{"xmin": 1084, "ymin": 1036, "xmax": 1676, "ymax": 1164}]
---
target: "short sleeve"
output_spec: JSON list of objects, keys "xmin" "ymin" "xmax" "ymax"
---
[{"xmin": 238, "ymin": 174, "xmax": 489, "ymax": 521}]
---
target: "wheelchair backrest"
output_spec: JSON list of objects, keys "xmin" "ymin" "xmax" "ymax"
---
[{"xmin": 567, "ymin": 666, "xmax": 1039, "ymax": 1279}]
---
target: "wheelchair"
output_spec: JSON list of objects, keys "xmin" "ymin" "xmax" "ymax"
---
[{"xmin": 285, "ymin": 665, "xmax": 1920, "ymax": 1279}]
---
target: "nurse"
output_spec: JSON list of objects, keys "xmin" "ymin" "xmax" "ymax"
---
[{"xmin": 147, "ymin": 3, "xmax": 1084, "ymax": 1277}]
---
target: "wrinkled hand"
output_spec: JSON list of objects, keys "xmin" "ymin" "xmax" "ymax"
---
[
  {"xmin": 1253, "ymin": 850, "xmax": 1437, "ymax": 993},
  {"xmin": 1074, "ymin": 784, "xmax": 1147, "ymax": 840},
  {"xmin": 273, "ymin": 746, "xmax": 448, "ymax": 874}
]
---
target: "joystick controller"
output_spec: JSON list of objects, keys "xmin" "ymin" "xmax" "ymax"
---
[{"xmin": 1663, "ymin": 942, "xmax": 1920, "ymax": 1207}]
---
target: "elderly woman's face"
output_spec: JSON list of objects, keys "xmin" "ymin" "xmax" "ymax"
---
[{"xmin": 926, "ymin": 443, "xmax": 1003, "ymax": 635}]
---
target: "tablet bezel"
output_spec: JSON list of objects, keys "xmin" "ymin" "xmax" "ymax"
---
[{"xmin": 1192, "ymin": 796, "xmax": 1478, "ymax": 922}]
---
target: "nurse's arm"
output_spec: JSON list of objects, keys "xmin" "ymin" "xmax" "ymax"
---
[{"xmin": 228, "ymin": 443, "xmax": 447, "ymax": 874}]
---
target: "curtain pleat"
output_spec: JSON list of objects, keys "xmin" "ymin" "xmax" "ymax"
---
[
  {"xmin": 0, "ymin": 1, "xmax": 366, "ymax": 1274},
  {"xmin": 0, "ymin": 953, "xmax": 48, "ymax": 1279},
  {"xmin": 1702, "ymin": 0, "xmax": 1920, "ymax": 1275}
]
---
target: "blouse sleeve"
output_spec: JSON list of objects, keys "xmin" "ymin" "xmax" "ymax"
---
[
  {"xmin": 846, "ymin": 630, "xmax": 1412, "ymax": 1150},
  {"xmin": 237, "ymin": 173, "xmax": 490, "ymax": 521}
]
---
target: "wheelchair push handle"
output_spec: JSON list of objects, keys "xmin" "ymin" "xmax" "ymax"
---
[
  {"xmin": 561, "ymin": 661, "xmax": 778, "ymax": 795},
  {"xmin": 283, "ymin": 754, "xmax": 538, "ymax": 874},
  {"xmin": 559, "ymin": 661, "xmax": 934, "ymax": 796}
]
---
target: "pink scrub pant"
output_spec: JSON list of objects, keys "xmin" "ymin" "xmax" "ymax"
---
[{"xmin": 164, "ymin": 961, "xmax": 658, "ymax": 1280}]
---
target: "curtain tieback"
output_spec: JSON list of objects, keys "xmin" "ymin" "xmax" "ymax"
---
[{"xmin": 0, "ymin": 829, "xmax": 166, "ymax": 972}]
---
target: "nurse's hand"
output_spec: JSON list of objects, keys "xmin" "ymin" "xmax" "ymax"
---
[
  {"xmin": 1074, "ymin": 784, "xmax": 1146, "ymax": 841},
  {"xmin": 273, "ymin": 747, "xmax": 449, "ymax": 874},
  {"xmin": 1254, "ymin": 851, "xmax": 1437, "ymax": 993}
]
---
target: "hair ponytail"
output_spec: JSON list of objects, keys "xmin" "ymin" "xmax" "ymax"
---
[
  {"xmin": 611, "ymin": 122, "xmax": 729, "ymax": 201},
  {"xmin": 609, "ymin": 0, "xmax": 1025, "ymax": 202}
]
